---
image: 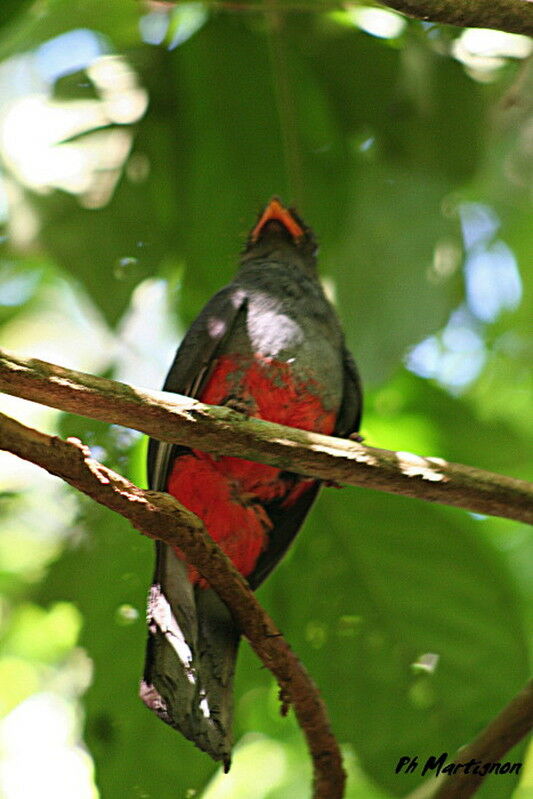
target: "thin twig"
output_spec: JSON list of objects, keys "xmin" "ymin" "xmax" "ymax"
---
[
  {"xmin": 0, "ymin": 411, "xmax": 346, "ymax": 799},
  {"xmin": 0, "ymin": 349, "xmax": 532, "ymax": 523},
  {"xmin": 405, "ymin": 679, "xmax": 533, "ymax": 799}
]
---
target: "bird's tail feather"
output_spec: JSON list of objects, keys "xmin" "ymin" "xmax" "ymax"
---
[{"xmin": 140, "ymin": 542, "xmax": 239, "ymax": 769}]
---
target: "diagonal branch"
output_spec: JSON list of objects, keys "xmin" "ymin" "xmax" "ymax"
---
[
  {"xmin": 406, "ymin": 678, "xmax": 533, "ymax": 799},
  {"xmin": 0, "ymin": 410, "xmax": 346, "ymax": 799},
  {"xmin": 432, "ymin": 678, "xmax": 533, "ymax": 799},
  {"xmin": 0, "ymin": 348, "xmax": 532, "ymax": 523}
]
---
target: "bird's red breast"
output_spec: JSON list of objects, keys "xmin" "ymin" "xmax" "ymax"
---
[{"xmin": 166, "ymin": 353, "xmax": 336, "ymax": 582}]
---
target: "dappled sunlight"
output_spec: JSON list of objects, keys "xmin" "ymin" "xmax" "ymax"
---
[
  {"xmin": 0, "ymin": 597, "xmax": 94, "ymax": 798},
  {"xmin": 140, "ymin": 3, "xmax": 208, "ymax": 50},
  {"xmin": 0, "ymin": 262, "xmax": 40, "ymax": 306},
  {"xmin": 458, "ymin": 201, "xmax": 499, "ymax": 250},
  {"xmin": 329, "ymin": 12, "xmax": 532, "ymax": 81},
  {"xmin": 0, "ymin": 239, "xmax": 185, "ymax": 798},
  {"xmin": 0, "ymin": 276, "xmax": 115, "ymax": 373},
  {"xmin": 36, "ymin": 29, "xmax": 106, "ymax": 85},
  {"xmin": 201, "ymin": 735, "xmax": 289, "ymax": 798},
  {"xmin": 0, "ymin": 31, "xmax": 148, "ymax": 211},
  {"xmin": 406, "ymin": 200, "xmax": 523, "ymax": 393},
  {"xmin": 115, "ymin": 278, "xmax": 183, "ymax": 388},
  {"xmin": 0, "ymin": 483, "xmax": 77, "ymax": 574},
  {"xmin": 428, "ymin": 238, "xmax": 462, "ymax": 283},
  {"xmin": 465, "ymin": 241, "xmax": 522, "ymax": 323},
  {"xmin": 459, "ymin": 202, "xmax": 522, "ymax": 323},
  {"xmin": 452, "ymin": 28, "xmax": 532, "ymax": 82},
  {"xmin": 346, "ymin": 7, "xmax": 406, "ymax": 40},
  {"xmin": 411, "ymin": 652, "xmax": 440, "ymax": 675},
  {"xmin": 0, "ymin": 260, "xmax": 161, "ymax": 797},
  {"xmin": 1, "ymin": 602, "xmax": 82, "ymax": 667},
  {"xmin": 0, "ymin": 693, "xmax": 98, "ymax": 799},
  {"xmin": 406, "ymin": 306, "xmax": 486, "ymax": 390}
]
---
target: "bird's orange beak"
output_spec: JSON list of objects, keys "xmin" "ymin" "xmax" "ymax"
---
[{"xmin": 250, "ymin": 198, "xmax": 305, "ymax": 242}]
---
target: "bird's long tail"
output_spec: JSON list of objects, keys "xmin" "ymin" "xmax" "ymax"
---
[{"xmin": 140, "ymin": 542, "xmax": 239, "ymax": 770}]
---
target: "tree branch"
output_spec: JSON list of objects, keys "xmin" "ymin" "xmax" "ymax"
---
[
  {"xmin": 379, "ymin": 0, "xmax": 533, "ymax": 37},
  {"xmin": 407, "ymin": 678, "xmax": 533, "ymax": 799},
  {"xmin": 433, "ymin": 678, "xmax": 533, "ymax": 799},
  {"xmin": 164, "ymin": 0, "xmax": 533, "ymax": 37},
  {"xmin": 0, "ymin": 349, "xmax": 531, "ymax": 523},
  {"xmin": 0, "ymin": 410, "xmax": 346, "ymax": 799}
]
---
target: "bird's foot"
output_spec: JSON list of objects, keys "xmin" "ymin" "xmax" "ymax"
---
[{"xmin": 278, "ymin": 686, "xmax": 291, "ymax": 717}]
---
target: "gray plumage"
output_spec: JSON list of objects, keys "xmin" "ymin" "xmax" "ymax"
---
[{"xmin": 140, "ymin": 202, "xmax": 362, "ymax": 769}]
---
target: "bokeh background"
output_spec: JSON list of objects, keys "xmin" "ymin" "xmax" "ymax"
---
[{"xmin": 0, "ymin": 1, "xmax": 531, "ymax": 798}]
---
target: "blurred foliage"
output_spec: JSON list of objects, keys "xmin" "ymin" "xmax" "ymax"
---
[{"xmin": 0, "ymin": 2, "xmax": 532, "ymax": 799}]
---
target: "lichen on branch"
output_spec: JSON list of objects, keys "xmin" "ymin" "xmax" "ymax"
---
[{"xmin": 0, "ymin": 348, "xmax": 531, "ymax": 524}]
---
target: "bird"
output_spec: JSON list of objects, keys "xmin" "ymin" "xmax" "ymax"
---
[{"xmin": 140, "ymin": 197, "xmax": 363, "ymax": 770}]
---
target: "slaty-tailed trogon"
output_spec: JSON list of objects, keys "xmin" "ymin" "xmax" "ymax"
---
[{"xmin": 140, "ymin": 198, "xmax": 362, "ymax": 769}]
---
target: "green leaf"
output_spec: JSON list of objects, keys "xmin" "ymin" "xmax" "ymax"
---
[{"xmin": 262, "ymin": 487, "xmax": 528, "ymax": 798}]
